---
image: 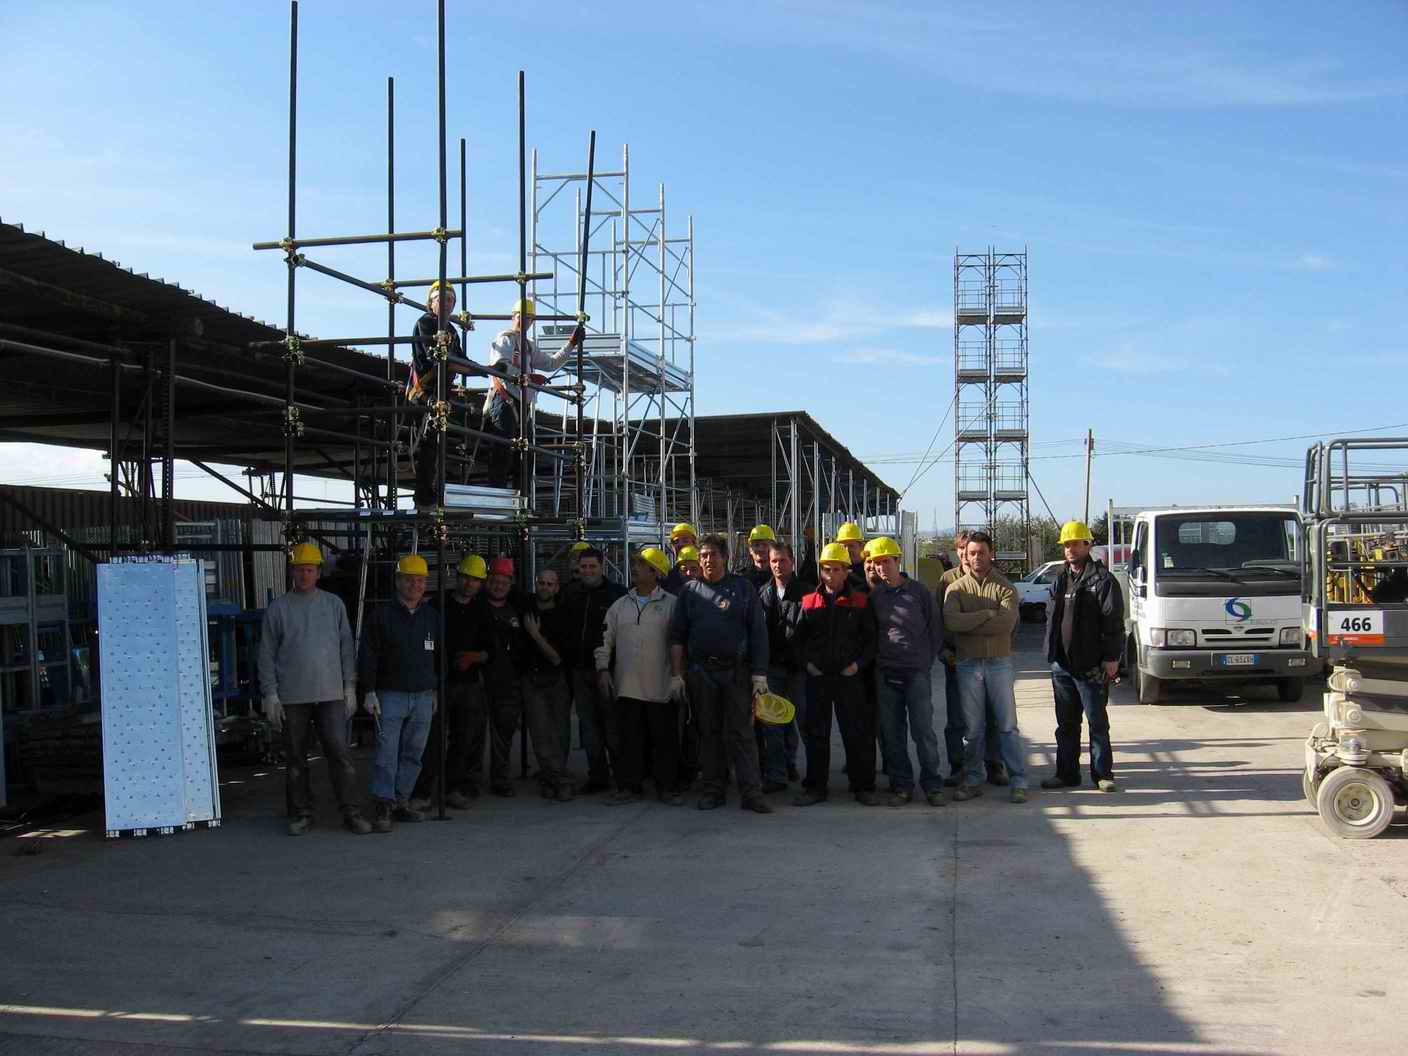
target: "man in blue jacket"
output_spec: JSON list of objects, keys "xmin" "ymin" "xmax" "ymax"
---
[{"xmin": 668, "ymin": 533, "xmax": 772, "ymax": 813}]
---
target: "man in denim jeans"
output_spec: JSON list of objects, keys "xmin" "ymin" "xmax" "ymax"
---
[
  {"xmin": 868, "ymin": 536, "xmax": 948, "ymax": 808},
  {"xmin": 358, "ymin": 554, "xmax": 440, "ymax": 832},
  {"xmin": 942, "ymin": 531, "xmax": 1028, "ymax": 803}
]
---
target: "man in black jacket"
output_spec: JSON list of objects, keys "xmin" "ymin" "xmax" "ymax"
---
[
  {"xmin": 559, "ymin": 547, "xmax": 627, "ymax": 793},
  {"xmin": 522, "ymin": 568, "xmax": 576, "ymax": 800},
  {"xmin": 758, "ymin": 541, "xmax": 806, "ymax": 789},
  {"xmin": 1041, "ymin": 521, "xmax": 1124, "ymax": 793},
  {"xmin": 408, "ymin": 281, "xmax": 463, "ymax": 509}
]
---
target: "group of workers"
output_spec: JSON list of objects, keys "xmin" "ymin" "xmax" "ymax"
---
[{"xmin": 258, "ymin": 515, "xmax": 1124, "ymax": 835}]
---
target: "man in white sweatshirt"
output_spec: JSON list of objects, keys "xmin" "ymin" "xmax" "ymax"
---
[{"xmin": 258, "ymin": 544, "xmax": 369, "ymax": 835}]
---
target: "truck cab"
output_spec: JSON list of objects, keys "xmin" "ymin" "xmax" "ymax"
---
[{"xmin": 1123, "ymin": 506, "xmax": 1311, "ymax": 703}]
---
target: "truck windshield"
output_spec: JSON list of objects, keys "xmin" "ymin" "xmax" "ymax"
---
[{"xmin": 1154, "ymin": 513, "xmax": 1299, "ymax": 575}]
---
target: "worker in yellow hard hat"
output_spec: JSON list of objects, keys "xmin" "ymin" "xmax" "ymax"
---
[
  {"xmin": 745, "ymin": 524, "xmax": 777, "ymax": 589},
  {"xmin": 757, "ymin": 538, "xmax": 806, "ymax": 790},
  {"xmin": 1041, "ymin": 520, "xmax": 1122, "ymax": 795},
  {"xmin": 662, "ymin": 525, "xmax": 698, "ymax": 594},
  {"xmin": 482, "ymin": 295, "xmax": 587, "ymax": 489},
  {"xmin": 665, "ymin": 544, "xmax": 702, "ymax": 596},
  {"xmin": 258, "ymin": 542, "xmax": 370, "ymax": 835},
  {"xmin": 410, "ymin": 554, "xmax": 493, "ymax": 812},
  {"xmin": 407, "ymin": 281, "xmax": 464, "ymax": 510},
  {"xmin": 357, "ymin": 553, "xmax": 441, "ymax": 832}
]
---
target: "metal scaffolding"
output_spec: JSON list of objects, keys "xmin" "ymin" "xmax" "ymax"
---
[{"xmin": 954, "ymin": 248, "xmax": 1029, "ymax": 562}]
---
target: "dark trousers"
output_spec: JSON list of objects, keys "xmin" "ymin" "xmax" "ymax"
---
[
  {"xmin": 413, "ymin": 679, "xmax": 479, "ymax": 800},
  {"xmin": 571, "ymin": 668, "xmax": 614, "ymax": 785},
  {"xmin": 803, "ymin": 672, "xmax": 875, "ymax": 795},
  {"xmin": 615, "ymin": 695, "xmax": 679, "ymax": 794},
  {"xmin": 1051, "ymin": 662, "xmax": 1115, "ymax": 782},
  {"xmin": 414, "ymin": 434, "xmax": 439, "ymax": 506},
  {"xmin": 688, "ymin": 665, "xmax": 762, "ymax": 800},
  {"xmin": 679, "ymin": 693, "xmax": 701, "ymax": 784},
  {"xmin": 467, "ymin": 682, "xmax": 522, "ymax": 786},
  {"xmin": 284, "ymin": 701, "xmax": 360, "ymax": 818},
  {"xmin": 522, "ymin": 669, "xmax": 573, "ymax": 790},
  {"xmin": 484, "ymin": 394, "xmax": 521, "ymax": 490},
  {"xmin": 943, "ymin": 658, "xmax": 966, "ymax": 778}
]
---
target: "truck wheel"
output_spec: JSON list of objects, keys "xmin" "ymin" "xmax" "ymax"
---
[
  {"xmin": 1277, "ymin": 677, "xmax": 1305, "ymax": 703},
  {"xmin": 1135, "ymin": 662, "xmax": 1163, "ymax": 705},
  {"xmin": 1315, "ymin": 767, "xmax": 1396, "ymax": 839}
]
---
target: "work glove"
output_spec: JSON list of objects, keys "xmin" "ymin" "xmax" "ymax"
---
[
  {"xmin": 364, "ymin": 691, "xmax": 381, "ymax": 718},
  {"xmin": 597, "ymin": 671, "xmax": 614, "ymax": 699},
  {"xmin": 263, "ymin": 691, "xmax": 284, "ymax": 730},
  {"xmin": 569, "ymin": 322, "xmax": 586, "ymax": 348},
  {"xmin": 805, "ymin": 662, "xmax": 822, "ymax": 677},
  {"xmin": 343, "ymin": 685, "xmax": 357, "ymax": 719},
  {"xmin": 751, "ymin": 675, "xmax": 769, "ymax": 697},
  {"xmin": 454, "ymin": 650, "xmax": 474, "ymax": 673},
  {"xmin": 840, "ymin": 662, "xmax": 859, "ymax": 678},
  {"xmin": 669, "ymin": 674, "xmax": 688, "ymax": 703}
]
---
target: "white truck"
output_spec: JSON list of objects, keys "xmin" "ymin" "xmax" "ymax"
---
[{"xmin": 1114, "ymin": 505, "xmax": 1312, "ymax": 703}]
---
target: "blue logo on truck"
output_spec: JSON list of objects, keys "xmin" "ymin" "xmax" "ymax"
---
[{"xmin": 1225, "ymin": 597, "xmax": 1252, "ymax": 621}]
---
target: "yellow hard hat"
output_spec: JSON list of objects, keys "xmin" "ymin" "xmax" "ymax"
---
[
  {"xmin": 835, "ymin": 521, "xmax": 864, "ymax": 543},
  {"xmin": 429, "ymin": 279, "xmax": 454, "ymax": 295},
  {"xmin": 861, "ymin": 540, "xmax": 875, "ymax": 559},
  {"xmin": 457, "ymin": 554, "xmax": 487, "ymax": 579},
  {"xmin": 289, "ymin": 542, "xmax": 323, "ymax": 566},
  {"xmin": 748, "ymin": 524, "xmax": 777, "ymax": 544},
  {"xmin": 513, "ymin": 297, "xmax": 536, "ymax": 316},
  {"xmin": 638, "ymin": 546, "xmax": 671, "ymax": 577},
  {"xmin": 677, "ymin": 546, "xmax": 700, "ymax": 564},
  {"xmin": 397, "ymin": 554, "xmax": 429, "ymax": 576},
  {"xmin": 570, "ymin": 541, "xmax": 592, "ymax": 554},
  {"xmin": 867, "ymin": 536, "xmax": 902, "ymax": 560},
  {"xmin": 1059, "ymin": 520, "xmax": 1095, "ymax": 545},
  {"xmin": 818, "ymin": 542, "xmax": 852, "ymax": 567},
  {"xmin": 754, "ymin": 692, "xmax": 796, "ymax": 726},
  {"xmin": 670, "ymin": 522, "xmax": 698, "ymax": 542}
]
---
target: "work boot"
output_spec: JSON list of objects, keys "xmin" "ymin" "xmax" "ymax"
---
[
  {"xmin": 578, "ymin": 780, "xmax": 610, "ymax": 796},
  {"xmin": 986, "ymin": 761, "xmax": 1010, "ymax": 787},
  {"xmin": 555, "ymin": 784, "xmax": 577, "ymax": 803},
  {"xmin": 740, "ymin": 796, "xmax": 774, "ymax": 814},
  {"xmin": 793, "ymin": 790, "xmax": 828, "ymax": 807},
  {"xmin": 951, "ymin": 784, "xmax": 984, "ymax": 802},
  {"xmin": 392, "ymin": 801, "xmax": 423, "ymax": 823},
  {"xmin": 287, "ymin": 815, "xmax": 312, "ymax": 836},
  {"xmin": 408, "ymin": 797, "xmax": 432, "ymax": 813},
  {"xmin": 490, "ymin": 781, "xmax": 516, "ymax": 798},
  {"xmin": 1040, "ymin": 776, "xmax": 1080, "ymax": 790},
  {"xmin": 888, "ymin": 789, "xmax": 912, "ymax": 807},
  {"xmin": 696, "ymin": 795, "xmax": 725, "ymax": 811},
  {"xmin": 342, "ymin": 813, "xmax": 373, "ymax": 835},
  {"xmin": 372, "ymin": 801, "xmax": 394, "ymax": 833},
  {"xmin": 926, "ymin": 789, "xmax": 947, "ymax": 807},
  {"xmin": 463, "ymin": 783, "xmax": 481, "ymax": 799},
  {"xmin": 1009, "ymin": 787, "xmax": 1028, "ymax": 804},
  {"xmin": 445, "ymin": 790, "xmax": 473, "ymax": 809},
  {"xmin": 854, "ymin": 790, "xmax": 881, "ymax": 806},
  {"xmin": 1097, "ymin": 778, "xmax": 1118, "ymax": 793},
  {"xmin": 604, "ymin": 789, "xmax": 641, "ymax": 806}
]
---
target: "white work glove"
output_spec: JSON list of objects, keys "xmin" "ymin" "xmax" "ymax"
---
[
  {"xmin": 669, "ymin": 674, "xmax": 688, "ymax": 702},
  {"xmin": 263, "ymin": 691, "xmax": 283, "ymax": 729},
  {"xmin": 751, "ymin": 675, "xmax": 769, "ymax": 697},
  {"xmin": 343, "ymin": 685, "xmax": 357, "ymax": 719},
  {"xmin": 364, "ymin": 691, "xmax": 381, "ymax": 718}
]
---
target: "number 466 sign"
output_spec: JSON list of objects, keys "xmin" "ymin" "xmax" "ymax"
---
[{"xmin": 1326, "ymin": 610, "xmax": 1385, "ymax": 646}]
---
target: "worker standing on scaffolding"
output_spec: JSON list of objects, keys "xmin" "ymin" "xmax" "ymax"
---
[
  {"xmin": 483, "ymin": 298, "xmax": 584, "ymax": 490},
  {"xmin": 409, "ymin": 281, "xmax": 462, "ymax": 509}
]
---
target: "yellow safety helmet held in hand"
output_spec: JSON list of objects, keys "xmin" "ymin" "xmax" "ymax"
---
[
  {"xmin": 1058, "ymin": 520, "xmax": 1095, "ymax": 545},
  {"xmin": 818, "ymin": 543, "xmax": 852, "ymax": 567},
  {"xmin": 867, "ymin": 536, "xmax": 902, "ymax": 560},
  {"xmin": 638, "ymin": 547, "xmax": 671, "ymax": 578},
  {"xmin": 397, "ymin": 554, "xmax": 429, "ymax": 577},
  {"xmin": 748, "ymin": 524, "xmax": 777, "ymax": 544},
  {"xmin": 457, "ymin": 554, "xmax": 487, "ymax": 579},
  {"xmin": 289, "ymin": 542, "xmax": 323, "ymax": 566},
  {"xmin": 835, "ymin": 521, "xmax": 864, "ymax": 544},
  {"xmin": 754, "ymin": 692, "xmax": 796, "ymax": 726},
  {"xmin": 676, "ymin": 546, "xmax": 700, "ymax": 564},
  {"xmin": 512, "ymin": 297, "xmax": 536, "ymax": 316},
  {"xmin": 670, "ymin": 522, "xmax": 698, "ymax": 542}
]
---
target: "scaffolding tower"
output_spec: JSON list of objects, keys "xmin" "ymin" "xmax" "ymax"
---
[{"xmin": 954, "ymin": 248, "xmax": 1029, "ymax": 563}]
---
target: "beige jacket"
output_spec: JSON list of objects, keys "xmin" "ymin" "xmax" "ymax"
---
[{"xmin": 941, "ymin": 570, "xmax": 1018, "ymax": 659}]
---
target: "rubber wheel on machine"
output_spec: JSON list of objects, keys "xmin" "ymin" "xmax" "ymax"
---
[
  {"xmin": 1315, "ymin": 767, "xmax": 1396, "ymax": 839},
  {"xmin": 1302, "ymin": 766, "xmax": 1321, "ymax": 805},
  {"xmin": 1277, "ymin": 677, "xmax": 1305, "ymax": 703}
]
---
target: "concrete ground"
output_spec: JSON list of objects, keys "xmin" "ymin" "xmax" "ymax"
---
[{"xmin": 1, "ymin": 624, "xmax": 1404, "ymax": 1056}]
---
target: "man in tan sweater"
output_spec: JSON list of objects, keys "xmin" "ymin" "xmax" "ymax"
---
[{"xmin": 941, "ymin": 530, "xmax": 1028, "ymax": 803}]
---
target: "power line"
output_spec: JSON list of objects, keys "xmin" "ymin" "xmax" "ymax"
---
[{"xmin": 900, "ymin": 390, "xmax": 959, "ymax": 498}]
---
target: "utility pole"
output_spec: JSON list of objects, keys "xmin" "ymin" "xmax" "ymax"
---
[{"xmin": 1083, "ymin": 428, "xmax": 1094, "ymax": 524}]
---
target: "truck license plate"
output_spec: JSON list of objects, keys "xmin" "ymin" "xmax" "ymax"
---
[{"xmin": 1220, "ymin": 653, "xmax": 1257, "ymax": 667}]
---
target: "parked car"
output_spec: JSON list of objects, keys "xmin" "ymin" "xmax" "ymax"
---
[{"xmin": 1014, "ymin": 560, "xmax": 1062, "ymax": 621}]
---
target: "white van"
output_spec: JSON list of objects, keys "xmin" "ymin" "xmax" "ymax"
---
[{"xmin": 1121, "ymin": 506, "xmax": 1311, "ymax": 703}]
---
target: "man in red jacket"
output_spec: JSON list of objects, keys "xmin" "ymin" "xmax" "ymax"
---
[{"xmin": 793, "ymin": 543, "xmax": 879, "ymax": 806}]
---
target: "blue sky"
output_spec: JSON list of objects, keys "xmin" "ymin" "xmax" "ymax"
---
[{"xmin": 3, "ymin": 1, "xmax": 1406, "ymax": 527}]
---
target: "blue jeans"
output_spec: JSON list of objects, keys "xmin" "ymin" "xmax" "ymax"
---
[
  {"xmin": 758, "ymin": 668, "xmax": 805, "ymax": 782},
  {"xmin": 956, "ymin": 658, "xmax": 1026, "ymax": 789},
  {"xmin": 1050, "ymin": 662, "xmax": 1114, "ymax": 782},
  {"xmin": 372, "ymin": 690, "xmax": 434, "ymax": 802},
  {"xmin": 876, "ymin": 666, "xmax": 947, "ymax": 794}
]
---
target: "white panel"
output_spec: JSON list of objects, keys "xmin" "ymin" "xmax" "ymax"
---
[{"xmin": 99, "ymin": 559, "xmax": 221, "ymax": 835}]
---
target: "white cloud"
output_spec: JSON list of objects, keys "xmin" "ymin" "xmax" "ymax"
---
[
  {"xmin": 1291, "ymin": 251, "xmax": 1334, "ymax": 272},
  {"xmin": 835, "ymin": 347, "xmax": 944, "ymax": 366}
]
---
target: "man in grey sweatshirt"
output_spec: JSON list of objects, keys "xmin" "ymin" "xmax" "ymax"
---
[{"xmin": 258, "ymin": 544, "xmax": 369, "ymax": 835}]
